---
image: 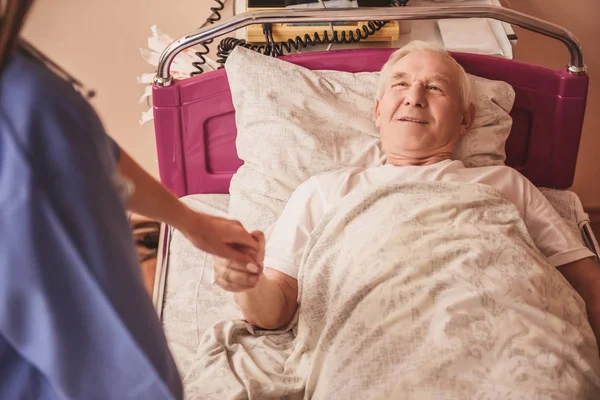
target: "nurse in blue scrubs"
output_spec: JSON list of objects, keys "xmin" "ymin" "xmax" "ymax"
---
[{"xmin": 0, "ymin": 1, "xmax": 261, "ymax": 399}]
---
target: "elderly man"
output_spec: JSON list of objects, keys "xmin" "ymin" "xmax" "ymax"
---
[{"xmin": 212, "ymin": 41, "xmax": 600, "ymax": 396}]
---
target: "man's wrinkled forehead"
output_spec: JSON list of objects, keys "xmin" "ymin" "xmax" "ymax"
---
[{"xmin": 388, "ymin": 51, "xmax": 460, "ymax": 83}]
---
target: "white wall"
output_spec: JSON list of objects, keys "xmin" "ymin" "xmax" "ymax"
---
[{"xmin": 22, "ymin": 0, "xmax": 234, "ymax": 179}]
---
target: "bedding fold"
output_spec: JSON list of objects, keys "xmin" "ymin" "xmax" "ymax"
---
[{"xmin": 183, "ymin": 182, "xmax": 600, "ymax": 399}]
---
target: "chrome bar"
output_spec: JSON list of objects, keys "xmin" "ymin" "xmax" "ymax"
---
[
  {"xmin": 154, "ymin": 5, "xmax": 586, "ymax": 86},
  {"xmin": 152, "ymin": 222, "xmax": 171, "ymax": 318},
  {"xmin": 581, "ymin": 221, "xmax": 600, "ymax": 265}
]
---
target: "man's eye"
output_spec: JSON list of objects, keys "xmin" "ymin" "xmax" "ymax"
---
[
  {"xmin": 427, "ymin": 85, "xmax": 441, "ymax": 91},
  {"xmin": 392, "ymin": 82, "xmax": 408, "ymax": 88}
]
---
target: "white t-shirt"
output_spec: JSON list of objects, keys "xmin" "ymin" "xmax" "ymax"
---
[{"xmin": 264, "ymin": 160, "xmax": 594, "ymax": 279}]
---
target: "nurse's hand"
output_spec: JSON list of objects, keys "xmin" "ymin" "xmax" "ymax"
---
[
  {"xmin": 213, "ymin": 231, "xmax": 265, "ymax": 292},
  {"xmin": 179, "ymin": 211, "xmax": 261, "ymax": 265}
]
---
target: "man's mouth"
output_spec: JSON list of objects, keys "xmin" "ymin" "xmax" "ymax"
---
[{"xmin": 397, "ymin": 117, "xmax": 428, "ymax": 124}]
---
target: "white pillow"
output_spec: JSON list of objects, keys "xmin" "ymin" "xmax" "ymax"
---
[{"xmin": 225, "ymin": 47, "xmax": 515, "ymax": 231}]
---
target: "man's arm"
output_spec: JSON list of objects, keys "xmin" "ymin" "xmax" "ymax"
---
[
  {"xmin": 234, "ymin": 268, "xmax": 299, "ymax": 330},
  {"xmin": 212, "ymin": 175, "xmax": 329, "ymax": 330},
  {"xmin": 558, "ymin": 257, "xmax": 600, "ymax": 347},
  {"xmin": 213, "ymin": 232, "xmax": 299, "ymax": 330},
  {"xmin": 510, "ymin": 173, "xmax": 600, "ymax": 345}
]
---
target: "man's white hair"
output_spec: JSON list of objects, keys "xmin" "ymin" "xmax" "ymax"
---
[{"xmin": 376, "ymin": 40, "xmax": 473, "ymax": 111}]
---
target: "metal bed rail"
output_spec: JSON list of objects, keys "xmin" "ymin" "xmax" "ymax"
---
[
  {"xmin": 581, "ymin": 221, "xmax": 600, "ymax": 265},
  {"xmin": 153, "ymin": 4, "xmax": 586, "ymax": 87},
  {"xmin": 152, "ymin": 222, "xmax": 171, "ymax": 318}
]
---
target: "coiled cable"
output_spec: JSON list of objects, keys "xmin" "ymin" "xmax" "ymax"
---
[
  {"xmin": 191, "ymin": 0, "xmax": 226, "ymax": 75},
  {"xmin": 192, "ymin": 0, "xmax": 410, "ymax": 75}
]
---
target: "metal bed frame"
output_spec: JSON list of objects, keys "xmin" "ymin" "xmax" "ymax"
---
[
  {"xmin": 153, "ymin": 4, "xmax": 587, "ymax": 88},
  {"xmin": 150, "ymin": 4, "xmax": 599, "ymax": 313}
]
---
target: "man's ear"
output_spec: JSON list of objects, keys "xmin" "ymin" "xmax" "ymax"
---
[
  {"xmin": 460, "ymin": 103, "xmax": 476, "ymax": 136},
  {"xmin": 374, "ymin": 99, "xmax": 381, "ymax": 128}
]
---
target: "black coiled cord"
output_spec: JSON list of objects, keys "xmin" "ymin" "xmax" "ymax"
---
[
  {"xmin": 192, "ymin": 0, "xmax": 409, "ymax": 76},
  {"xmin": 248, "ymin": 19, "xmax": 388, "ymax": 58},
  {"xmin": 216, "ymin": 38, "xmax": 273, "ymax": 63},
  {"xmin": 191, "ymin": 0, "xmax": 225, "ymax": 76}
]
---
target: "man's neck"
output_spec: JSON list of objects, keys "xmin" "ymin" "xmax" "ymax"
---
[{"xmin": 384, "ymin": 152, "xmax": 452, "ymax": 167}]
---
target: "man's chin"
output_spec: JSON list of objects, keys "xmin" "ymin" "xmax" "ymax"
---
[
  {"xmin": 389, "ymin": 140, "xmax": 435, "ymax": 155},
  {"xmin": 385, "ymin": 141, "xmax": 448, "ymax": 156}
]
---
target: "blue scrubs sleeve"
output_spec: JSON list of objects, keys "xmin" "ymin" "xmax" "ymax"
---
[{"xmin": 0, "ymin": 180, "xmax": 179, "ymax": 400}]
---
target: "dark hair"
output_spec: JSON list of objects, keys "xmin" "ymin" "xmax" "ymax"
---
[{"xmin": 0, "ymin": 0, "xmax": 35, "ymax": 71}]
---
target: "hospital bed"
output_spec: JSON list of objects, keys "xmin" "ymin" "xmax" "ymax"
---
[{"xmin": 150, "ymin": 4, "xmax": 600, "ymax": 398}]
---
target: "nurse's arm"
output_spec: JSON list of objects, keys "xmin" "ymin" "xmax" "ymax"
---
[{"xmin": 117, "ymin": 149, "xmax": 259, "ymax": 264}]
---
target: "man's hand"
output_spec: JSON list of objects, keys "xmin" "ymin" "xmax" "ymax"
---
[
  {"xmin": 179, "ymin": 210, "xmax": 264, "ymax": 268},
  {"xmin": 212, "ymin": 231, "xmax": 265, "ymax": 292},
  {"xmin": 213, "ymin": 232, "xmax": 299, "ymax": 329}
]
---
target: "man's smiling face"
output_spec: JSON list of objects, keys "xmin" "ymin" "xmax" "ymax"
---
[{"xmin": 375, "ymin": 50, "xmax": 469, "ymax": 161}]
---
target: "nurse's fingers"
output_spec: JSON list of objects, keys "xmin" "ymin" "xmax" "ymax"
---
[
  {"xmin": 221, "ymin": 245, "xmax": 261, "ymax": 266},
  {"xmin": 221, "ymin": 219, "xmax": 260, "ymax": 250},
  {"xmin": 250, "ymin": 231, "xmax": 265, "ymax": 263},
  {"xmin": 214, "ymin": 256, "xmax": 261, "ymax": 274},
  {"xmin": 214, "ymin": 267, "xmax": 262, "ymax": 292}
]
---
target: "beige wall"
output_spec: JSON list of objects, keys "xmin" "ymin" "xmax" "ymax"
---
[
  {"xmin": 22, "ymin": 0, "xmax": 234, "ymax": 179},
  {"xmin": 503, "ymin": 0, "xmax": 600, "ymax": 209},
  {"xmin": 23, "ymin": 0, "xmax": 599, "ymax": 208}
]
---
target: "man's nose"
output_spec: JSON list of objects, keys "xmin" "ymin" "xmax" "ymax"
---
[{"xmin": 403, "ymin": 85, "xmax": 426, "ymax": 108}]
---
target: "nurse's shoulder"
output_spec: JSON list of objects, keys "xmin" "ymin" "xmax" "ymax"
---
[
  {"xmin": 3, "ymin": 48, "xmax": 89, "ymax": 113},
  {"xmin": 1, "ymin": 47, "xmax": 114, "ymax": 177}
]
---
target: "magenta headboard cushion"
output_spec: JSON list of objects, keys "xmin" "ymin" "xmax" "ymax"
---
[{"xmin": 152, "ymin": 48, "xmax": 588, "ymax": 197}]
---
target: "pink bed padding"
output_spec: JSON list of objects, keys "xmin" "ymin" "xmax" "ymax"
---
[{"xmin": 152, "ymin": 48, "xmax": 589, "ymax": 197}]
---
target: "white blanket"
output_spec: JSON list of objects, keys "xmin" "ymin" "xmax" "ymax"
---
[{"xmin": 183, "ymin": 182, "xmax": 600, "ymax": 399}]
